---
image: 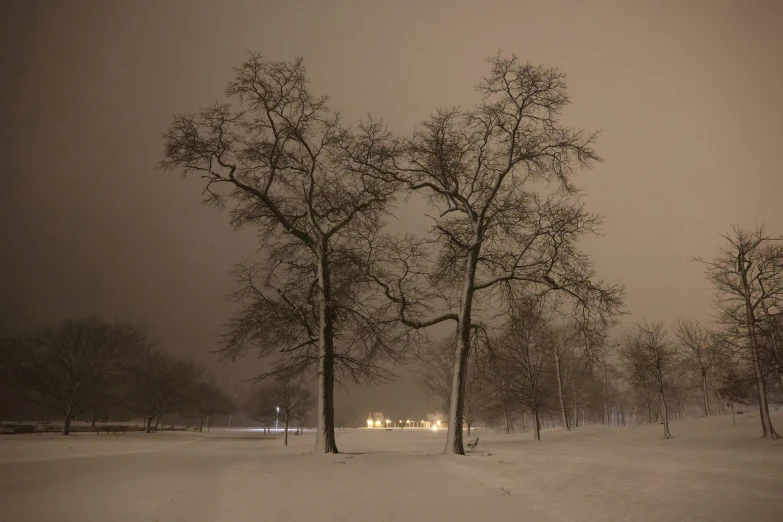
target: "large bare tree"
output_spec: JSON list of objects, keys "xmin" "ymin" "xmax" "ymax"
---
[
  {"xmin": 358, "ymin": 54, "xmax": 624, "ymax": 453},
  {"xmin": 161, "ymin": 54, "xmax": 400, "ymax": 453},
  {"xmin": 696, "ymin": 226, "xmax": 781, "ymax": 439}
]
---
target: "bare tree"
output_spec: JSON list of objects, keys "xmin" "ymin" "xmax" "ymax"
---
[
  {"xmin": 489, "ymin": 300, "xmax": 555, "ymax": 441},
  {"xmin": 266, "ymin": 381, "xmax": 315, "ymax": 445},
  {"xmin": 549, "ymin": 322, "xmax": 581, "ymax": 430},
  {"xmin": 718, "ymin": 368, "xmax": 753, "ymax": 427},
  {"xmin": 418, "ymin": 335, "xmax": 485, "ymax": 436},
  {"xmin": 12, "ymin": 318, "xmax": 147, "ymax": 435},
  {"xmin": 188, "ymin": 379, "xmax": 234, "ymax": 432},
  {"xmin": 622, "ymin": 322, "xmax": 678, "ymax": 439},
  {"xmin": 243, "ymin": 391, "xmax": 277, "ymax": 434},
  {"xmin": 674, "ymin": 319, "xmax": 721, "ymax": 417},
  {"xmin": 358, "ymin": 53, "xmax": 624, "ymax": 453},
  {"xmin": 161, "ymin": 53, "xmax": 401, "ymax": 453},
  {"xmin": 619, "ymin": 337, "xmax": 655, "ymax": 424},
  {"xmin": 696, "ymin": 226, "xmax": 781, "ymax": 439},
  {"xmin": 122, "ymin": 349, "xmax": 200, "ymax": 433}
]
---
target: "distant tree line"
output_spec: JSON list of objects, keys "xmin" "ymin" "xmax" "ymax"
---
[
  {"xmin": 0, "ymin": 318, "xmax": 314, "ymax": 440},
  {"xmin": 416, "ymin": 226, "xmax": 782, "ymax": 441}
]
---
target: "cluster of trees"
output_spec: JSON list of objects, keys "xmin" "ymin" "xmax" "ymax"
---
[
  {"xmin": 160, "ymin": 51, "xmax": 623, "ymax": 454},
  {"xmin": 416, "ymin": 226, "xmax": 782, "ymax": 442},
  {"xmin": 0, "ymin": 317, "xmax": 233, "ymax": 434},
  {"xmin": 418, "ymin": 300, "xmax": 611, "ymax": 442}
]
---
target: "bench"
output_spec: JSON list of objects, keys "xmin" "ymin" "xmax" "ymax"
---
[
  {"xmin": 95, "ymin": 425, "xmax": 130, "ymax": 435},
  {"xmin": 466, "ymin": 437, "xmax": 479, "ymax": 452}
]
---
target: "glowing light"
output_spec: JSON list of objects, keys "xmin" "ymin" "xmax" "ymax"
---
[
  {"xmin": 367, "ymin": 418, "xmax": 373, "ymax": 428},
  {"xmin": 432, "ymin": 425, "xmax": 438, "ymax": 431},
  {"xmin": 375, "ymin": 421, "xmax": 381, "ymax": 426},
  {"xmin": 437, "ymin": 420, "xmax": 441, "ymax": 426}
]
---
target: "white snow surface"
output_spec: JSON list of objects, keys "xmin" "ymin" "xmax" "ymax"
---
[{"xmin": 0, "ymin": 412, "xmax": 781, "ymax": 521}]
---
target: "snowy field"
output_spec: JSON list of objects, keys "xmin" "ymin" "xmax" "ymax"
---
[{"xmin": 0, "ymin": 412, "xmax": 781, "ymax": 522}]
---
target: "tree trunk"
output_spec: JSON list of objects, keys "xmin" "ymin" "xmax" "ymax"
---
[
  {"xmin": 198, "ymin": 415, "xmax": 205, "ymax": 433},
  {"xmin": 660, "ymin": 390, "xmax": 672, "ymax": 439},
  {"xmin": 572, "ymin": 387, "xmax": 579, "ymax": 428},
  {"xmin": 532, "ymin": 409, "xmax": 541, "ymax": 441},
  {"xmin": 748, "ymin": 330, "xmax": 777, "ymax": 436},
  {"xmin": 315, "ymin": 250, "xmax": 339, "ymax": 453},
  {"xmin": 676, "ymin": 395, "xmax": 682, "ymax": 421},
  {"xmin": 602, "ymin": 358, "xmax": 609, "ymax": 425},
  {"xmin": 155, "ymin": 415, "xmax": 161, "ymax": 431},
  {"xmin": 642, "ymin": 382, "xmax": 652, "ymax": 424},
  {"xmin": 62, "ymin": 413, "xmax": 72, "ymax": 436},
  {"xmin": 701, "ymin": 370, "xmax": 711, "ymax": 417},
  {"xmin": 91, "ymin": 411, "xmax": 96, "ymax": 431},
  {"xmin": 554, "ymin": 351, "xmax": 570, "ymax": 430},
  {"xmin": 521, "ymin": 413, "xmax": 526, "ymax": 432},
  {"xmin": 740, "ymin": 256, "xmax": 779, "ymax": 439},
  {"xmin": 466, "ymin": 422, "xmax": 471, "ymax": 436},
  {"xmin": 145, "ymin": 415, "xmax": 154, "ymax": 433},
  {"xmin": 284, "ymin": 412, "xmax": 289, "ymax": 446},
  {"xmin": 228, "ymin": 414, "xmax": 233, "ymax": 428},
  {"xmin": 503, "ymin": 404, "xmax": 511, "ymax": 434},
  {"xmin": 731, "ymin": 401, "xmax": 735, "ymax": 427},
  {"xmin": 16, "ymin": 408, "xmax": 23, "ymax": 425},
  {"xmin": 444, "ymin": 248, "xmax": 479, "ymax": 455}
]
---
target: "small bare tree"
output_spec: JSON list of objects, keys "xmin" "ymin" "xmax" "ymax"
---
[
  {"xmin": 268, "ymin": 382, "xmax": 315, "ymax": 446},
  {"xmin": 489, "ymin": 300, "xmax": 555, "ymax": 441},
  {"xmin": 674, "ymin": 319, "xmax": 721, "ymax": 418},
  {"xmin": 13, "ymin": 318, "xmax": 147, "ymax": 435},
  {"xmin": 161, "ymin": 53, "xmax": 401, "ymax": 453},
  {"xmin": 122, "ymin": 349, "xmax": 200, "ymax": 433},
  {"xmin": 622, "ymin": 322, "xmax": 678, "ymax": 439},
  {"xmin": 696, "ymin": 225, "xmax": 781, "ymax": 439},
  {"xmin": 187, "ymin": 379, "xmax": 234, "ymax": 432},
  {"xmin": 418, "ymin": 335, "xmax": 484, "ymax": 436},
  {"xmin": 549, "ymin": 322, "xmax": 581, "ymax": 430}
]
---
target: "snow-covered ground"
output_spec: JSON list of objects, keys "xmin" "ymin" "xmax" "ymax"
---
[{"xmin": 0, "ymin": 412, "xmax": 781, "ymax": 521}]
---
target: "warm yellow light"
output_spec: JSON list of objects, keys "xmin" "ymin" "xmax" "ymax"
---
[
  {"xmin": 375, "ymin": 421, "xmax": 381, "ymax": 426},
  {"xmin": 367, "ymin": 419, "xmax": 372, "ymax": 427},
  {"xmin": 432, "ymin": 425, "xmax": 438, "ymax": 431},
  {"xmin": 437, "ymin": 420, "xmax": 441, "ymax": 426}
]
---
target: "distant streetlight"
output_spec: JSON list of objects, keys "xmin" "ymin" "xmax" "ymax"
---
[{"xmin": 276, "ymin": 406, "xmax": 280, "ymax": 431}]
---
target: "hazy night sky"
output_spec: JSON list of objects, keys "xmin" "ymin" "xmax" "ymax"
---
[{"xmin": 1, "ymin": 0, "xmax": 781, "ymax": 422}]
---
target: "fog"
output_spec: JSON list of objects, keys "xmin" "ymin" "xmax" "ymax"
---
[{"xmin": 1, "ymin": 0, "xmax": 781, "ymax": 422}]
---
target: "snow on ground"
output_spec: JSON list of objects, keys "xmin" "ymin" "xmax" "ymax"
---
[
  {"xmin": 0, "ymin": 412, "xmax": 781, "ymax": 522},
  {"xmin": 0, "ymin": 430, "xmax": 203, "ymax": 464}
]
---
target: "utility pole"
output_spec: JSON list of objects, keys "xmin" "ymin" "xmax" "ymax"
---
[{"xmin": 276, "ymin": 406, "xmax": 280, "ymax": 431}]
